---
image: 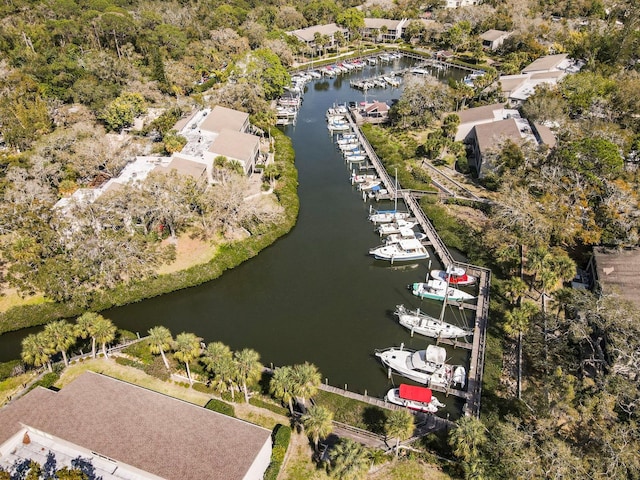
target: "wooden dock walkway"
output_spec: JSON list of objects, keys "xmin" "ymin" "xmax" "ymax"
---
[{"xmin": 345, "ymin": 112, "xmax": 491, "ymax": 418}]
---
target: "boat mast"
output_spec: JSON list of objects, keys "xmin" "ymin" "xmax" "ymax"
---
[
  {"xmin": 394, "ymin": 167, "xmax": 398, "ymax": 213},
  {"xmin": 438, "ymin": 269, "xmax": 451, "ymax": 324}
]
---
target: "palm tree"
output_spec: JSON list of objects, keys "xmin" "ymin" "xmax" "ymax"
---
[
  {"xmin": 505, "ymin": 300, "xmax": 538, "ymax": 399},
  {"xmin": 329, "ymin": 438, "xmax": 370, "ymax": 480},
  {"xmin": 172, "ymin": 332, "xmax": 202, "ymax": 385},
  {"xmin": 502, "ymin": 277, "xmax": 528, "ymax": 307},
  {"xmin": 44, "ymin": 320, "xmax": 76, "ymax": 367},
  {"xmin": 292, "ymin": 362, "xmax": 321, "ymax": 408},
  {"xmin": 270, "ymin": 365, "xmax": 296, "ymax": 414},
  {"xmin": 448, "ymin": 416, "xmax": 487, "ymax": 476},
  {"xmin": 94, "ymin": 316, "xmax": 117, "ymax": 358},
  {"xmin": 233, "ymin": 348, "xmax": 262, "ymax": 403},
  {"xmin": 301, "ymin": 405, "xmax": 333, "ymax": 452},
  {"xmin": 21, "ymin": 332, "xmax": 53, "ymax": 372},
  {"xmin": 384, "ymin": 409, "xmax": 414, "ymax": 458},
  {"xmin": 75, "ymin": 312, "xmax": 100, "ymax": 358},
  {"xmin": 148, "ymin": 326, "xmax": 173, "ymax": 370},
  {"xmin": 202, "ymin": 342, "xmax": 239, "ymax": 400}
]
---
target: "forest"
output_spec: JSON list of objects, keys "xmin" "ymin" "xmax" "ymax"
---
[{"xmin": 0, "ymin": 0, "xmax": 639, "ymax": 478}]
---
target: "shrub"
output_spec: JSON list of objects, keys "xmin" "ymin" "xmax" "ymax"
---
[
  {"xmin": 115, "ymin": 357, "xmax": 145, "ymax": 370},
  {"xmin": 121, "ymin": 340, "xmax": 153, "ymax": 364},
  {"xmin": 273, "ymin": 424, "xmax": 291, "ymax": 448},
  {"xmin": 204, "ymin": 398, "xmax": 235, "ymax": 417},
  {"xmin": 142, "ymin": 356, "xmax": 171, "ymax": 381},
  {"xmin": 29, "ymin": 372, "xmax": 59, "ymax": 391},
  {"xmin": 192, "ymin": 382, "xmax": 217, "ymax": 394},
  {"xmin": 249, "ymin": 397, "xmax": 288, "ymax": 416},
  {"xmin": 264, "ymin": 424, "xmax": 291, "ymax": 480}
]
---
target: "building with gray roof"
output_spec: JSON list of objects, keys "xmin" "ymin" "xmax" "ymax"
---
[{"xmin": 0, "ymin": 372, "xmax": 272, "ymax": 480}]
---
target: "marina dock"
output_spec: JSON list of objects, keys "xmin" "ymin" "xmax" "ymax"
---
[{"xmin": 344, "ymin": 112, "xmax": 491, "ymax": 418}]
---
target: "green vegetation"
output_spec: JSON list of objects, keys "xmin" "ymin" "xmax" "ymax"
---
[
  {"xmin": 204, "ymin": 398, "xmax": 236, "ymax": 417},
  {"xmin": 264, "ymin": 424, "xmax": 292, "ymax": 480}
]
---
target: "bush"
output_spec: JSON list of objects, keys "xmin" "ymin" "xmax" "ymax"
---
[
  {"xmin": 192, "ymin": 382, "xmax": 216, "ymax": 394},
  {"xmin": 249, "ymin": 397, "xmax": 288, "ymax": 416},
  {"xmin": 221, "ymin": 390, "xmax": 245, "ymax": 403},
  {"xmin": 115, "ymin": 356, "xmax": 145, "ymax": 370},
  {"xmin": 29, "ymin": 371, "xmax": 59, "ymax": 392},
  {"xmin": 264, "ymin": 424, "xmax": 292, "ymax": 480},
  {"xmin": 204, "ymin": 398, "xmax": 235, "ymax": 417},
  {"xmin": 273, "ymin": 424, "xmax": 291, "ymax": 448},
  {"xmin": 142, "ymin": 356, "xmax": 171, "ymax": 381},
  {"xmin": 121, "ymin": 340, "xmax": 153, "ymax": 364}
]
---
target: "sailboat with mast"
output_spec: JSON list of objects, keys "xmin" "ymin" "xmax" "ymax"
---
[
  {"xmin": 394, "ymin": 304, "xmax": 472, "ymax": 339},
  {"xmin": 396, "ymin": 266, "xmax": 474, "ymax": 338},
  {"xmin": 368, "ymin": 168, "xmax": 410, "ymax": 224}
]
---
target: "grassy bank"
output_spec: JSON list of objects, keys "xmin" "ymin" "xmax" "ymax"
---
[{"xmin": 0, "ymin": 128, "xmax": 298, "ymax": 335}]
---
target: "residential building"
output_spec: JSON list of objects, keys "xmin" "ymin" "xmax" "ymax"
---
[
  {"xmin": 453, "ymin": 103, "xmax": 507, "ymax": 141},
  {"xmin": 586, "ymin": 247, "xmax": 640, "ymax": 310},
  {"xmin": 495, "ymin": 55, "xmax": 584, "ymax": 105},
  {"xmin": 0, "ymin": 372, "xmax": 272, "ymax": 480},
  {"xmin": 362, "ymin": 18, "xmax": 408, "ymax": 42},
  {"xmin": 206, "ymin": 129, "xmax": 261, "ymax": 175},
  {"xmin": 287, "ymin": 24, "xmax": 348, "ymax": 54},
  {"xmin": 460, "ymin": 107, "xmax": 556, "ymax": 176},
  {"xmin": 479, "ymin": 29, "xmax": 511, "ymax": 50}
]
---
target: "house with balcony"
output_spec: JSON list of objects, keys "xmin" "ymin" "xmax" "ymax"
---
[{"xmin": 362, "ymin": 18, "xmax": 408, "ymax": 42}]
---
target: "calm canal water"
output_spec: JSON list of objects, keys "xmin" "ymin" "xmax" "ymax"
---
[{"xmin": 1, "ymin": 57, "xmax": 473, "ymax": 413}]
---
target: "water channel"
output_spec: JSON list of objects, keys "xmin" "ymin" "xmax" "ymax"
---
[{"xmin": 1, "ymin": 56, "xmax": 472, "ymax": 416}]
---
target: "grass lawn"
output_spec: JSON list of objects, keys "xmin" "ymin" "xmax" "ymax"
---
[
  {"xmin": 57, "ymin": 358, "xmax": 213, "ymax": 406},
  {"xmin": 0, "ymin": 289, "xmax": 48, "ymax": 314}
]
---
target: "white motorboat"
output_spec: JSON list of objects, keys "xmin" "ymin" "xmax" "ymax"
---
[
  {"xmin": 411, "ymin": 279, "xmax": 475, "ymax": 302},
  {"xmin": 351, "ymin": 173, "xmax": 377, "ymax": 184},
  {"xmin": 369, "ymin": 238, "xmax": 429, "ymax": 262},
  {"xmin": 328, "ymin": 121, "xmax": 350, "ymax": 132},
  {"xmin": 385, "ymin": 229, "xmax": 426, "ymax": 245},
  {"xmin": 385, "ymin": 384, "xmax": 445, "ymax": 413},
  {"xmin": 430, "ymin": 266, "xmax": 477, "ymax": 286},
  {"xmin": 368, "ymin": 208, "xmax": 411, "ymax": 224},
  {"xmin": 375, "ymin": 344, "xmax": 466, "ymax": 388},
  {"xmin": 377, "ymin": 219, "xmax": 418, "ymax": 236},
  {"xmin": 359, "ymin": 179, "xmax": 382, "ymax": 191},
  {"xmin": 394, "ymin": 304, "xmax": 471, "ymax": 339},
  {"xmin": 345, "ymin": 154, "xmax": 367, "ymax": 163}
]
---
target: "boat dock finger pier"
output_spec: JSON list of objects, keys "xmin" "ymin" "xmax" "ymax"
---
[{"xmin": 345, "ymin": 112, "xmax": 490, "ymax": 418}]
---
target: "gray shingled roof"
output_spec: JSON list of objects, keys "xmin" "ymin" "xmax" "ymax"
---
[
  {"xmin": 592, "ymin": 247, "xmax": 640, "ymax": 309},
  {"xmin": 154, "ymin": 156, "xmax": 207, "ymax": 180},
  {"xmin": 288, "ymin": 23, "xmax": 346, "ymax": 42},
  {"xmin": 200, "ymin": 106, "xmax": 249, "ymax": 134},
  {"xmin": 457, "ymin": 103, "xmax": 506, "ymax": 124},
  {"xmin": 473, "ymin": 118, "xmax": 522, "ymax": 153},
  {"xmin": 522, "ymin": 54, "xmax": 568, "ymax": 73},
  {"xmin": 480, "ymin": 29, "xmax": 509, "ymax": 42},
  {"xmin": 208, "ymin": 129, "xmax": 259, "ymax": 167},
  {"xmin": 0, "ymin": 372, "xmax": 271, "ymax": 480}
]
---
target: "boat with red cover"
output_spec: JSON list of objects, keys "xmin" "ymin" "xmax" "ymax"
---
[
  {"xmin": 385, "ymin": 384, "xmax": 445, "ymax": 413},
  {"xmin": 430, "ymin": 266, "xmax": 477, "ymax": 286}
]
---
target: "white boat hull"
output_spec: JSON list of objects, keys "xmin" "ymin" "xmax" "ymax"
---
[
  {"xmin": 386, "ymin": 387, "xmax": 445, "ymax": 413},
  {"xmin": 411, "ymin": 280, "xmax": 475, "ymax": 302},
  {"xmin": 430, "ymin": 269, "xmax": 477, "ymax": 286},
  {"xmin": 375, "ymin": 347, "xmax": 465, "ymax": 388},
  {"xmin": 395, "ymin": 305, "xmax": 471, "ymax": 339},
  {"xmin": 368, "ymin": 211, "xmax": 411, "ymax": 224}
]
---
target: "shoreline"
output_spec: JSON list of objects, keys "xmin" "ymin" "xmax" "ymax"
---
[{"xmin": 0, "ymin": 127, "xmax": 298, "ymax": 337}]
